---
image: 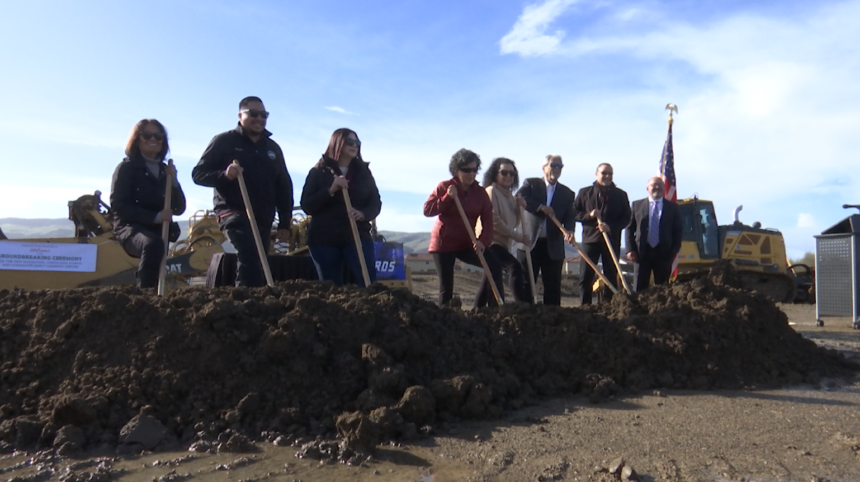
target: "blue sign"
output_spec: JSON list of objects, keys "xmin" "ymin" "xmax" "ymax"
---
[{"xmin": 374, "ymin": 242, "xmax": 406, "ymax": 280}]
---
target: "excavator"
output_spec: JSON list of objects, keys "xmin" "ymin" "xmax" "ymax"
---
[
  {"xmin": 0, "ymin": 191, "xmax": 224, "ymax": 291},
  {"xmin": 0, "ymin": 191, "xmax": 411, "ymax": 291},
  {"xmin": 674, "ymin": 198, "xmax": 813, "ymax": 303}
]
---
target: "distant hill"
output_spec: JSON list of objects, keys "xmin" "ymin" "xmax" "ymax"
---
[
  {"xmin": 0, "ymin": 218, "xmax": 74, "ymax": 239},
  {"xmin": 379, "ymin": 231, "xmax": 431, "ymax": 254},
  {"xmin": 0, "ymin": 218, "xmax": 190, "ymax": 240},
  {"xmin": 380, "ymin": 230, "xmax": 579, "ymax": 257},
  {"xmin": 1, "ymin": 221, "xmax": 578, "ymax": 257}
]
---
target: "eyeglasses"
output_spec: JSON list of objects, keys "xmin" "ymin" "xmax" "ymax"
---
[
  {"xmin": 241, "ymin": 109, "xmax": 270, "ymax": 119},
  {"xmin": 499, "ymin": 169, "xmax": 515, "ymax": 177},
  {"xmin": 344, "ymin": 138, "xmax": 361, "ymax": 147},
  {"xmin": 140, "ymin": 132, "xmax": 165, "ymax": 141},
  {"xmin": 550, "ymin": 163, "xmax": 564, "ymax": 168},
  {"xmin": 459, "ymin": 167, "xmax": 478, "ymax": 174}
]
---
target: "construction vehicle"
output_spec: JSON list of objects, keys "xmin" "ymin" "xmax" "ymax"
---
[
  {"xmin": 1, "ymin": 191, "xmax": 410, "ymax": 291},
  {"xmin": 0, "ymin": 191, "xmax": 224, "ymax": 291},
  {"xmin": 674, "ymin": 198, "xmax": 809, "ymax": 302}
]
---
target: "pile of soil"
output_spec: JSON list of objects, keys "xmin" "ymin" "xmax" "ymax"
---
[{"xmin": 0, "ymin": 264, "xmax": 856, "ymax": 456}]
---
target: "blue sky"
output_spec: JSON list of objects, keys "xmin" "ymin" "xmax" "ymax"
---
[{"xmin": 1, "ymin": 0, "xmax": 858, "ymax": 258}]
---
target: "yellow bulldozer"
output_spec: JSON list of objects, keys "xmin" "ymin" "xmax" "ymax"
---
[
  {"xmin": 674, "ymin": 198, "xmax": 813, "ymax": 303},
  {"xmin": 1, "ymin": 192, "xmax": 411, "ymax": 291},
  {"xmin": 0, "ymin": 191, "xmax": 225, "ymax": 291}
]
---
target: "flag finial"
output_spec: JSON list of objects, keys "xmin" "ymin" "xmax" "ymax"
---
[
  {"xmin": 665, "ymin": 103, "xmax": 678, "ymax": 125},
  {"xmin": 665, "ymin": 103, "xmax": 678, "ymax": 116}
]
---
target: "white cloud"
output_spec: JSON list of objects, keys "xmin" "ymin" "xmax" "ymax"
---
[
  {"xmin": 323, "ymin": 106, "xmax": 358, "ymax": 116},
  {"xmin": 797, "ymin": 213, "xmax": 816, "ymax": 228},
  {"xmin": 493, "ymin": 0, "xmax": 860, "ymax": 255},
  {"xmin": 499, "ymin": 0, "xmax": 579, "ymax": 57}
]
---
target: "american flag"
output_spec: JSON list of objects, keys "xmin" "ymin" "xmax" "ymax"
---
[
  {"xmin": 660, "ymin": 120, "xmax": 679, "ymax": 277},
  {"xmin": 660, "ymin": 122, "xmax": 677, "ymax": 202}
]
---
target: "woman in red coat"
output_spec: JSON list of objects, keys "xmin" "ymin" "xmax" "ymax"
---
[{"xmin": 423, "ymin": 148, "xmax": 503, "ymax": 308}]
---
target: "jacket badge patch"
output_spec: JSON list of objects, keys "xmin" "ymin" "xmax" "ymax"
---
[{"xmin": 268, "ymin": 150, "xmax": 276, "ymax": 160}]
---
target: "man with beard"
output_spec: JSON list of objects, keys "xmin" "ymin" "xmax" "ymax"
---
[
  {"xmin": 192, "ymin": 96, "xmax": 294, "ymax": 287},
  {"xmin": 573, "ymin": 163, "xmax": 630, "ymax": 304},
  {"xmin": 626, "ymin": 176, "xmax": 683, "ymax": 291},
  {"xmin": 516, "ymin": 155, "xmax": 576, "ymax": 306}
]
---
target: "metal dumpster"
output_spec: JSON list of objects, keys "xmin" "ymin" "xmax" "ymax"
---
[{"xmin": 814, "ymin": 212, "xmax": 860, "ymax": 328}]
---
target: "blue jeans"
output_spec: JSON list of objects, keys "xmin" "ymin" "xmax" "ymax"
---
[{"xmin": 309, "ymin": 240, "xmax": 377, "ymax": 287}]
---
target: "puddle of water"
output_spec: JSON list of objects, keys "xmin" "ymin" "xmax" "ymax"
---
[{"xmin": 0, "ymin": 442, "xmax": 474, "ymax": 482}]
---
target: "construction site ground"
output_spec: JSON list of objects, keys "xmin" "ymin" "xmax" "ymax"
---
[{"xmin": 1, "ymin": 269, "xmax": 859, "ymax": 482}]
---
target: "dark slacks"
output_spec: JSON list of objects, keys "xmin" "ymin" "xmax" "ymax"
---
[
  {"xmin": 118, "ymin": 226, "xmax": 165, "ymax": 289},
  {"xmin": 633, "ymin": 244, "xmax": 674, "ymax": 292},
  {"xmin": 433, "ymin": 248, "xmax": 503, "ymax": 308},
  {"xmin": 309, "ymin": 239, "xmax": 377, "ymax": 287},
  {"xmin": 578, "ymin": 240, "xmax": 620, "ymax": 305},
  {"xmin": 476, "ymin": 244, "xmax": 532, "ymax": 306},
  {"xmin": 527, "ymin": 238, "xmax": 564, "ymax": 306},
  {"xmin": 220, "ymin": 214, "xmax": 271, "ymax": 287}
]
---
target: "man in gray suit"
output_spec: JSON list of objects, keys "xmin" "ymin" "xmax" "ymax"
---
[
  {"xmin": 626, "ymin": 176, "xmax": 683, "ymax": 292},
  {"xmin": 517, "ymin": 155, "xmax": 576, "ymax": 305}
]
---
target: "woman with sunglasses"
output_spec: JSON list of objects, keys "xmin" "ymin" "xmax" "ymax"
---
[
  {"xmin": 110, "ymin": 119, "xmax": 186, "ymax": 288},
  {"xmin": 423, "ymin": 148, "xmax": 503, "ymax": 308},
  {"xmin": 300, "ymin": 128, "xmax": 381, "ymax": 286},
  {"xmin": 475, "ymin": 158, "xmax": 532, "ymax": 305}
]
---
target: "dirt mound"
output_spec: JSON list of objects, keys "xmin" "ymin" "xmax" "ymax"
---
[{"xmin": 0, "ymin": 267, "xmax": 856, "ymax": 454}]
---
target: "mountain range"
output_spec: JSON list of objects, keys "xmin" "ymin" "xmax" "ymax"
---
[{"xmin": 1, "ymin": 220, "xmax": 578, "ymax": 257}]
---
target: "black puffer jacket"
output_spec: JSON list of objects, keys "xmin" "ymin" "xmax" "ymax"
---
[
  {"xmin": 110, "ymin": 154, "xmax": 186, "ymax": 242},
  {"xmin": 300, "ymin": 155, "xmax": 381, "ymax": 246}
]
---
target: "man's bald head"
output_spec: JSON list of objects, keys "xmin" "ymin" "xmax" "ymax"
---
[{"xmin": 646, "ymin": 177, "xmax": 665, "ymax": 200}]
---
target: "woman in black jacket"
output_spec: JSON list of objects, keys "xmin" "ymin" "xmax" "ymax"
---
[
  {"xmin": 110, "ymin": 119, "xmax": 186, "ymax": 288},
  {"xmin": 300, "ymin": 128, "xmax": 381, "ymax": 287}
]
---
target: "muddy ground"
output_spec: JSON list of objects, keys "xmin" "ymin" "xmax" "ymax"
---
[{"xmin": 1, "ymin": 264, "xmax": 858, "ymax": 481}]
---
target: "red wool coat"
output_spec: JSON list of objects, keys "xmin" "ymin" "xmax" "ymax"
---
[{"xmin": 424, "ymin": 178, "xmax": 494, "ymax": 253}]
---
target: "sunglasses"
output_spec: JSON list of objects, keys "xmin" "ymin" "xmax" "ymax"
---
[
  {"xmin": 499, "ymin": 169, "xmax": 515, "ymax": 177},
  {"xmin": 344, "ymin": 138, "xmax": 361, "ymax": 147},
  {"xmin": 140, "ymin": 132, "xmax": 165, "ymax": 141},
  {"xmin": 459, "ymin": 167, "xmax": 478, "ymax": 174},
  {"xmin": 550, "ymin": 162, "xmax": 564, "ymax": 168},
  {"xmin": 241, "ymin": 109, "xmax": 270, "ymax": 119}
]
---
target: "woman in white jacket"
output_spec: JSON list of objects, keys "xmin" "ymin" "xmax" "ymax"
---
[{"xmin": 476, "ymin": 158, "xmax": 532, "ymax": 305}]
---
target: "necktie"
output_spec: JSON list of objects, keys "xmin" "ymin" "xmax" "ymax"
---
[{"xmin": 648, "ymin": 201, "xmax": 660, "ymax": 248}]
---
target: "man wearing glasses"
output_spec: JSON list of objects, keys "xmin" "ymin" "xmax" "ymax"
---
[
  {"xmin": 517, "ymin": 155, "xmax": 577, "ymax": 305},
  {"xmin": 573, "ymin": 163, "xmax": 631, "ymax": 304},
  {"xmin": 192, "ymin": 96, "xmax": 294, "ymax": 287}
]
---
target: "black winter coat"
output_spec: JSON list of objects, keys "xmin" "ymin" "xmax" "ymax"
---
[
  {"xmin": 110, "ymin": 155, "xmax": 186, "ymax": 242},
  {"xmin": 191, "ymin": 124, "xmax": 293, "ymax": 230},
  {"xmin": 300, "ymin": 156, "xmax": 381, "ymax": 246},
  {"xmin": 573, "ymin": 182, "xmax": 631, "ymax": 245}
]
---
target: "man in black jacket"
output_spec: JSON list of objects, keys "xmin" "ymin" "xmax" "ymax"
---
[
  {"xmin": 626, "ymin": 176, "xmax": 683, "ymax": 292},
  {"xmin": 573, "ymin": 163, "xmax": 630, "ymax": 304},
  {"xmin": 517, "ymin": 155, "xmax": 576, "ymax": 306},
  {"xmin": 192, "ymin": 96, "xmax": 294, "ymax": 287}
]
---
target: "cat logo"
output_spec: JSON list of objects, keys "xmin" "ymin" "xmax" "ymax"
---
[
  {"xmin": 268, "ymin": 150, "xmax": 276, "ymax": 160},
  {"xmin": 166, "ymin": 263, "xmax": 183, "ymax": 274}
]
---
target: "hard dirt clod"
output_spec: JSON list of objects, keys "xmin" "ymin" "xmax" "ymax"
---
[{"xmin": 0, "ymin": 265, "xmax": 856, "ymax": 454}]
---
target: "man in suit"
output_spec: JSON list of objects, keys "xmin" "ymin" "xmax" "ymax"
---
[
  {"xmin": 517, "ymin": 155, "xmax": 576, "ymax": 305},
  {"xmin": 626, "ymin": 176, "xmax": 683, "ymax": 292},
  {"xmin": 573, "ymin": 163, "xmax": 631, "ymax": 304}
]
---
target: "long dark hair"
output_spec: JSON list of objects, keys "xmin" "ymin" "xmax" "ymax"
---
[
  {"xmin": 324, "ymin": 128, "xmax": 363, "ymax": 163},
  {"xmin": 124, "ymin": 119, "xmax": 169, "ymax": 160},
  {"xmin": 482, "ymin": 157, "xmax": 519, "ymax": 191}
]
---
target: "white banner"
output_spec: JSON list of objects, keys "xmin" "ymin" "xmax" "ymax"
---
[{"xmin": 0, "ymin": 241, "xmax": 98, "ymax": 272}]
